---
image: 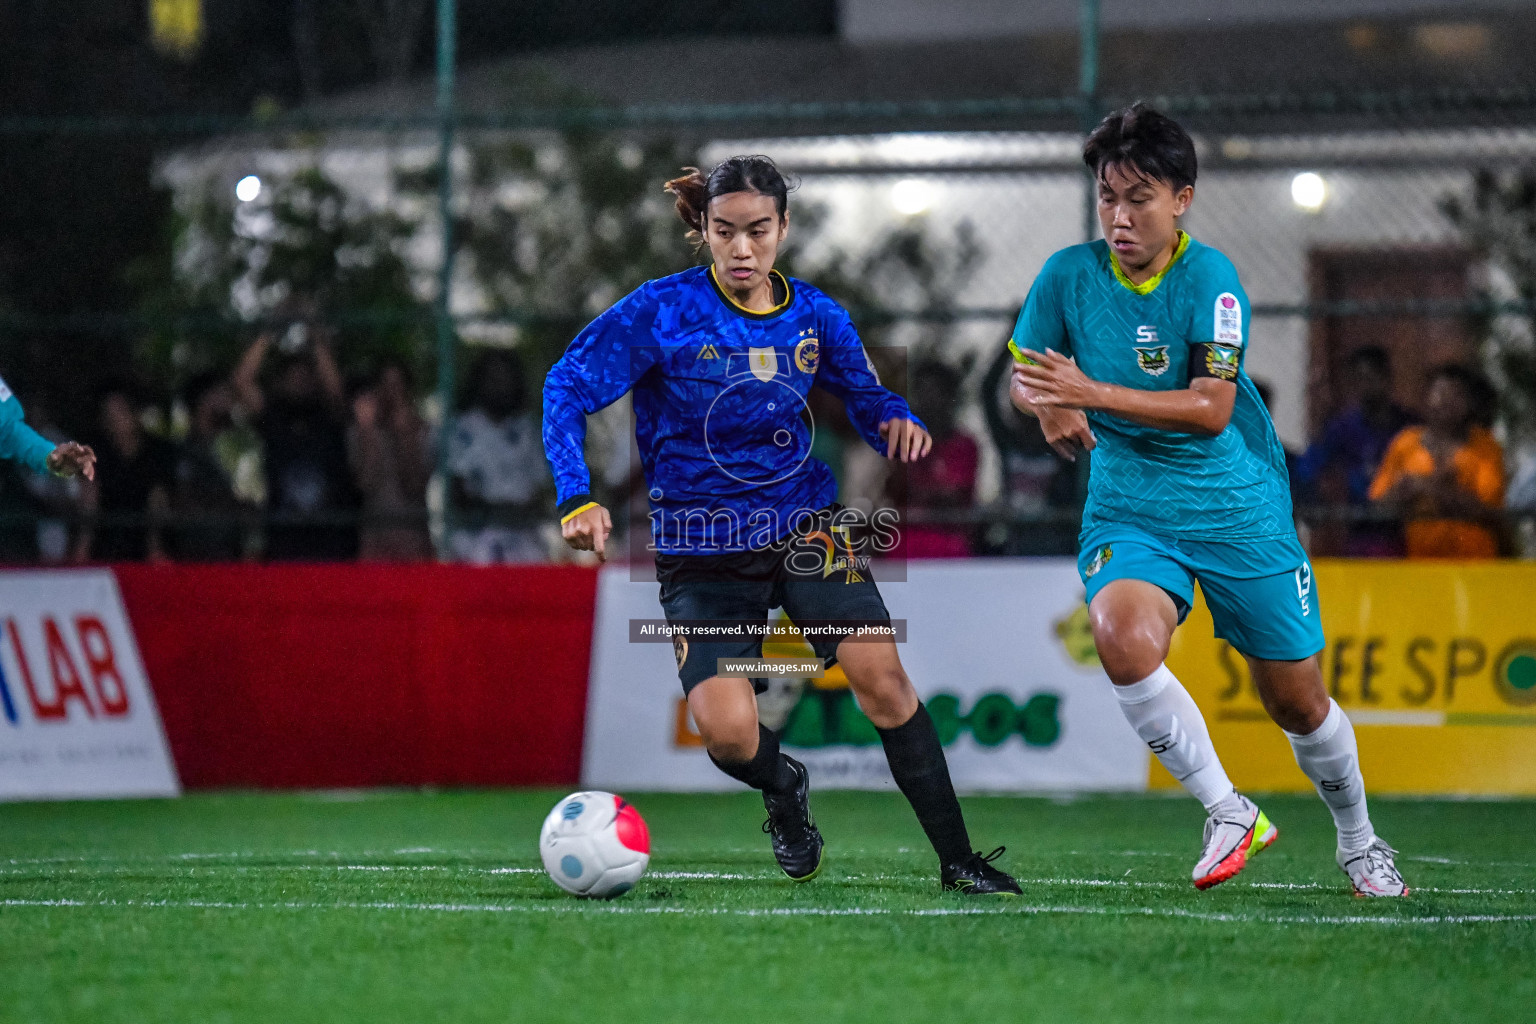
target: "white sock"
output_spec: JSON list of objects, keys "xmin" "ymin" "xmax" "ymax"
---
[
  {"xmin": 1114, "ymin": 664, "xmax": 1236, "ymax": 814},
  {"xmin": 1285, "ymin": 699, "xmax": 1375, "ymax": 852}
]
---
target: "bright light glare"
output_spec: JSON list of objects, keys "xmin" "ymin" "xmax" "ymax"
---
[
  {"xmin": 235, "ymin": 175, "xmax": 262, "ymax": 203},
  {"xmin": 890, "ymin": 178, "xmax": 935, "ymax": 216},
  {"xmin": 1291, "ymin": 172, "xmax": 1327, "ymax": 211}
]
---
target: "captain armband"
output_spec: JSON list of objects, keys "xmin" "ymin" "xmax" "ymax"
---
[{"xmin": 1189, "ymin": 343, "xmax": 1242, "ymax": 382}]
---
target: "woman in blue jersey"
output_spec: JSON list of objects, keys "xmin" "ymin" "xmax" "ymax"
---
[
  {"xmin": 543, "ymin": 157, "xmax": 1018, "ymax": 895},
  {"xmin": 1011, "ymin": 104, "xmax": 1406, "ymax": 896},
  {"xmin": 0, "ymin": 379, "xmax": 95, "ymax": 484}
]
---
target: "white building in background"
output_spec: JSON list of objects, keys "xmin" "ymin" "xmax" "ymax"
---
[
  {"xmin": 166, "ymin": 122, "xmax": 1525, "ymax": 453},
  {"xmin": 840, "ymin": 0, "xmax": 1536, "ymax": 44}
]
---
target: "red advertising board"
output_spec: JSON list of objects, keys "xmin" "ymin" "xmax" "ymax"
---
[{"xmin": 114, "ymin": 564, "xmax": 598, "ymax": 789}]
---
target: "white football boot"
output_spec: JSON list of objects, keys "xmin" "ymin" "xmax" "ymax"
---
[
  {"xmin": 1338, "ymin": 838, "xmax": 1409, "ymax": 897},
  {"xmin": 1192, "ymin": 794, "xmax": 1278, "ymax": 890}
]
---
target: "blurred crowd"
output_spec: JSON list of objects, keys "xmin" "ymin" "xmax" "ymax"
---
[
  {"xmin": 0, "ymin": 329, "xmax": 552, "ymax": 566},
  {"xmin": 0, "ymin": 337, "xmax": 1522, "ymax": 565}
]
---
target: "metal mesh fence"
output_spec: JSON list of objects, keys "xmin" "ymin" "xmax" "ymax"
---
[{"xmin": 2, "ymin": 84, "xmax": 1535, "ymax": 564}]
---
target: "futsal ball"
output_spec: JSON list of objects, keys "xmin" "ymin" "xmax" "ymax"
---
[{"xmin": 539, "ymin": 791, "xmax": 651, "ymax": 898}]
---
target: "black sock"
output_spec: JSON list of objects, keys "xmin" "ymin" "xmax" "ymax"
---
[
  {"xmin": 877, "ymin": 703, "xmax": 973, "ymax": 864},
  {"xmin": 709, "ymin": 723, "xmax": 798, "ymax": 794}
]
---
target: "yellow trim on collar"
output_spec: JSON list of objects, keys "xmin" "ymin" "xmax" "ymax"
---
[
  {"xmin": 559, "ymin": 501, "xmax": 600, "ymax": 526},
  {"xmin": 709, "ymin": 265, "xmax": 792, "ymax": 315},
  {"xmin": 1109, "ymin": 230, "xmax": 1190, "ymax": 296}
]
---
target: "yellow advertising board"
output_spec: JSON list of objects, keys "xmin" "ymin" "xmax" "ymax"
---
[{"xmin": 1165, "ymin": 560, "xmax": 1536, "ymax": 795}]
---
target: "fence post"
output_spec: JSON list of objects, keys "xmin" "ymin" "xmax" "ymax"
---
[
  {"xmin": 434, "ymin": 0, "xmax": 458, "ymax": 553},
  {"xmin": 1079, "ymin": 0, "xmax": 1100, "ymax": 244}
]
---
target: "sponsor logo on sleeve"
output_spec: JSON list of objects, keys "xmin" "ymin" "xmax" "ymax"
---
[
  {"xmin": 863, "ymin": 347, "xmax": 881, "ymax": 384},
  {"xmin": 1215, "ymin": 292, "xmax": 1243, "ymax": 346}
]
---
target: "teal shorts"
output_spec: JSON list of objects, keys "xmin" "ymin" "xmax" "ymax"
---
[{"xmin": 1078, "ymin": 523, "xmax": 1325, "ymax": 662}]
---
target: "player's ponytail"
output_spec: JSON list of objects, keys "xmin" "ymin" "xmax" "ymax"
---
[
  {"xmin": 664, "ymin": 156, "xmax": 796, "ymax": 244},
  {"xmin": 664, "ymin": 167, "xmax": 710, "ymax": 237}
]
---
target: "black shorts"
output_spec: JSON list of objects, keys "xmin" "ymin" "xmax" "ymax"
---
[{"xmin": 656, "ymin": 507, "xmax": 892, "ymax": 694}]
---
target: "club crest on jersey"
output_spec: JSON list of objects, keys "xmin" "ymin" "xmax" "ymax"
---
[
  {"xmin": 1214, "ymin": 292, "xmax": 1243, "ymax": 345},
  {"xmin": 1085, "ymin": 545, "xmax": 1113, "ymax": 578},
  {"xmin": 749, "ymin": 346, "xmax": 778, "ymax": 382},
  {"xmin": 1134, "ymin": 346, "xmax": 1170, "ymax": 377},
  {"xmin": 794, "ymin": 334, "xmax": 820, "ymax": 374},
  {"xmin": 1206, "ymin": 344, "xmax": 1241, "ymax": 380}
]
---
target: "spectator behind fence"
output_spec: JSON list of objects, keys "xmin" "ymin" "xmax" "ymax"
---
[
  {"xmin": 887, "ymin": 360, "xmax": 978, "ymax": 559},
  {"xmin": 171, "ymin": 372, "xmax": 249, "ymax": 561},
  {"xmin": 349, "ymin": 361, "xmax": 434, "ymax": 562},
  {"xmin": 1296, "ymin": 345, "xmax": 1415, "ymax": 555},
  {"xmin": 233, "ymin": 322, "xmax": 359, "ymax": 561},
  {"xmin": 1368, "ymin": 364, "xmax": 1504, "ymax": 558},
  {"xmin": 75, "ymin": 385, "xmax": 176, "ymax": 562},
  {"xmin": 447, "ymin": 349, "xmax": 550, "ymax": 563},
  {"xmin": 979, "ymin": 346, "xmax": 1077, "ymax": 556}
]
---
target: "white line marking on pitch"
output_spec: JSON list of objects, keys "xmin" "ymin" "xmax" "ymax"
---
[{"xmin": 3, "ymin": 898, "xmax": 1534, "ymax": 927}]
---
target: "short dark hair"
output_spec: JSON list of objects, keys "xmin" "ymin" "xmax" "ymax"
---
[
  {"xmin": 664, "ymin": 156, "xmax": 797, "ymax": 238},
  {"xmin": 1083, "ymin": 103, "xmax": 1198, "ymax": 193},
  {"xmin": 1347, "ymin": 345, "xmax": 1392, "ymax": 375}
]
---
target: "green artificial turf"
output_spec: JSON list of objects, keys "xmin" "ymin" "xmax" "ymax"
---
[{"xmin": 2, "ymin": 790, "xmax": 1533, "ymax": 1023}]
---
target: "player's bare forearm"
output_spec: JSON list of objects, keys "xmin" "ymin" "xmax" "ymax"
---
[{"xmin": 1089, "ymin": 379, "xmax": 1236, "ymax": 436}]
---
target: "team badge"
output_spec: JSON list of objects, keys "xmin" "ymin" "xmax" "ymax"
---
[
  {"xmin": 1214, "ymin": 292, "xmax": 1243, "ymax": 345},
  {"xmin": 1134, "ymin": 346, "xmax": 1170, "ymax": 377},
  {"xmin": 748, "ymin": 346, "xmax": 778, "ymax": 382},
  {"xmin": 672, "ymin": 634, "xmax": 689, "ymax": 671},
  {"xmin": 794, "ymin": 335, "xmax": 820, "ymax": 374},
  {"xmin": 1084, "ymin": 545, "xmax": 1113, "ymax": 578},
  {"xmin": 1206, "ymin": 344, "xmax": 1241, "ymax": 380}
]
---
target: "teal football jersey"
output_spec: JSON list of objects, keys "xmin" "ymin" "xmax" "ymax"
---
[{"xmin": 1009, "ymin": 233, "xmax": 1297, "ymax": 560}]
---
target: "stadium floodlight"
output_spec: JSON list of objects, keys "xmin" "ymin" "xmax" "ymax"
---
[
  {"xmin": 1291, "ymin": 172, "xmax": 1327, "ymax": 212},
  {"xmin": 235, "ymin": 175, "xmax": 263, "ymax": 203},
  {"xmin": 890, "ymin": 178, "xmax": 935, "ymax": 216}
]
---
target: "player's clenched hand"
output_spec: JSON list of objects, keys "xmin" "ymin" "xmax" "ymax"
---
[
  {"xmin": 562, "ymin": 504, "xmax": 613, "ymax": 562},
  {"xmin": 879, "ymin": 417, "xmax": 933, "ymax": 463},
  {"xmin": 47, "ymin": 442, "xmax": 96, "ymax": 481},
  {"xmin": 1037, "ymin": 406, "xmax": 1097, "ymax": 461},
  {"xmin": 1014, "ymin": 349, "xmax": 1105, "ymax": 410}
]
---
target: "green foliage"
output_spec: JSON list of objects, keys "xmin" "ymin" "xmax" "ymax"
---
[
  {"xmin": 148, "ymin": 135, "xmax": 983, "ymax": 406},
  {"xmin": 136, "ymin": 165, "xmax": 430, "ymax": 388},
  {"xmin": 1443, "ymin": 168, "xmax": 1536, "ymax": 440}
]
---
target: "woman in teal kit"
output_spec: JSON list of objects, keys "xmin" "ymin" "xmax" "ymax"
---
[{"xmin": 1010, "ymin": 104, "xmax": 1407, "ymax": 896}]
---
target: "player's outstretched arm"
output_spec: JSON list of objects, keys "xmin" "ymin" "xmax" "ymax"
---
[
  {"xmin": 1016, "ymin": 348, "xmax": 1236, "ymax": 436},
  {"xmin": 46, "ymin": 441, "xmax": 96, "ymax": 480}
]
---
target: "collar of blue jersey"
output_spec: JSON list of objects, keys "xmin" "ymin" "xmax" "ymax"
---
[
  {"xmin": 707, "ymin": 265, "xmax": 794, "ymax": 320},
  {"xmin": 1108, "ymin": 230, "xmax": 1191, "ymax": 296}
]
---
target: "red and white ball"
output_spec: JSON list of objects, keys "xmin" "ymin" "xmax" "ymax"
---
[{"xmin": 539, "ymin": 791, "xmax": 651, "ymax": 898}]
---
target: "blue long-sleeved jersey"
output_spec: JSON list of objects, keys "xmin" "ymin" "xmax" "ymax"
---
[
  {"xmin": 0, "ymin": 377, "xmax": 56, "ymax": 476},
  {"xmin": 542, "ymin": 265, "xmax": 921, "ymax": 554}
]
